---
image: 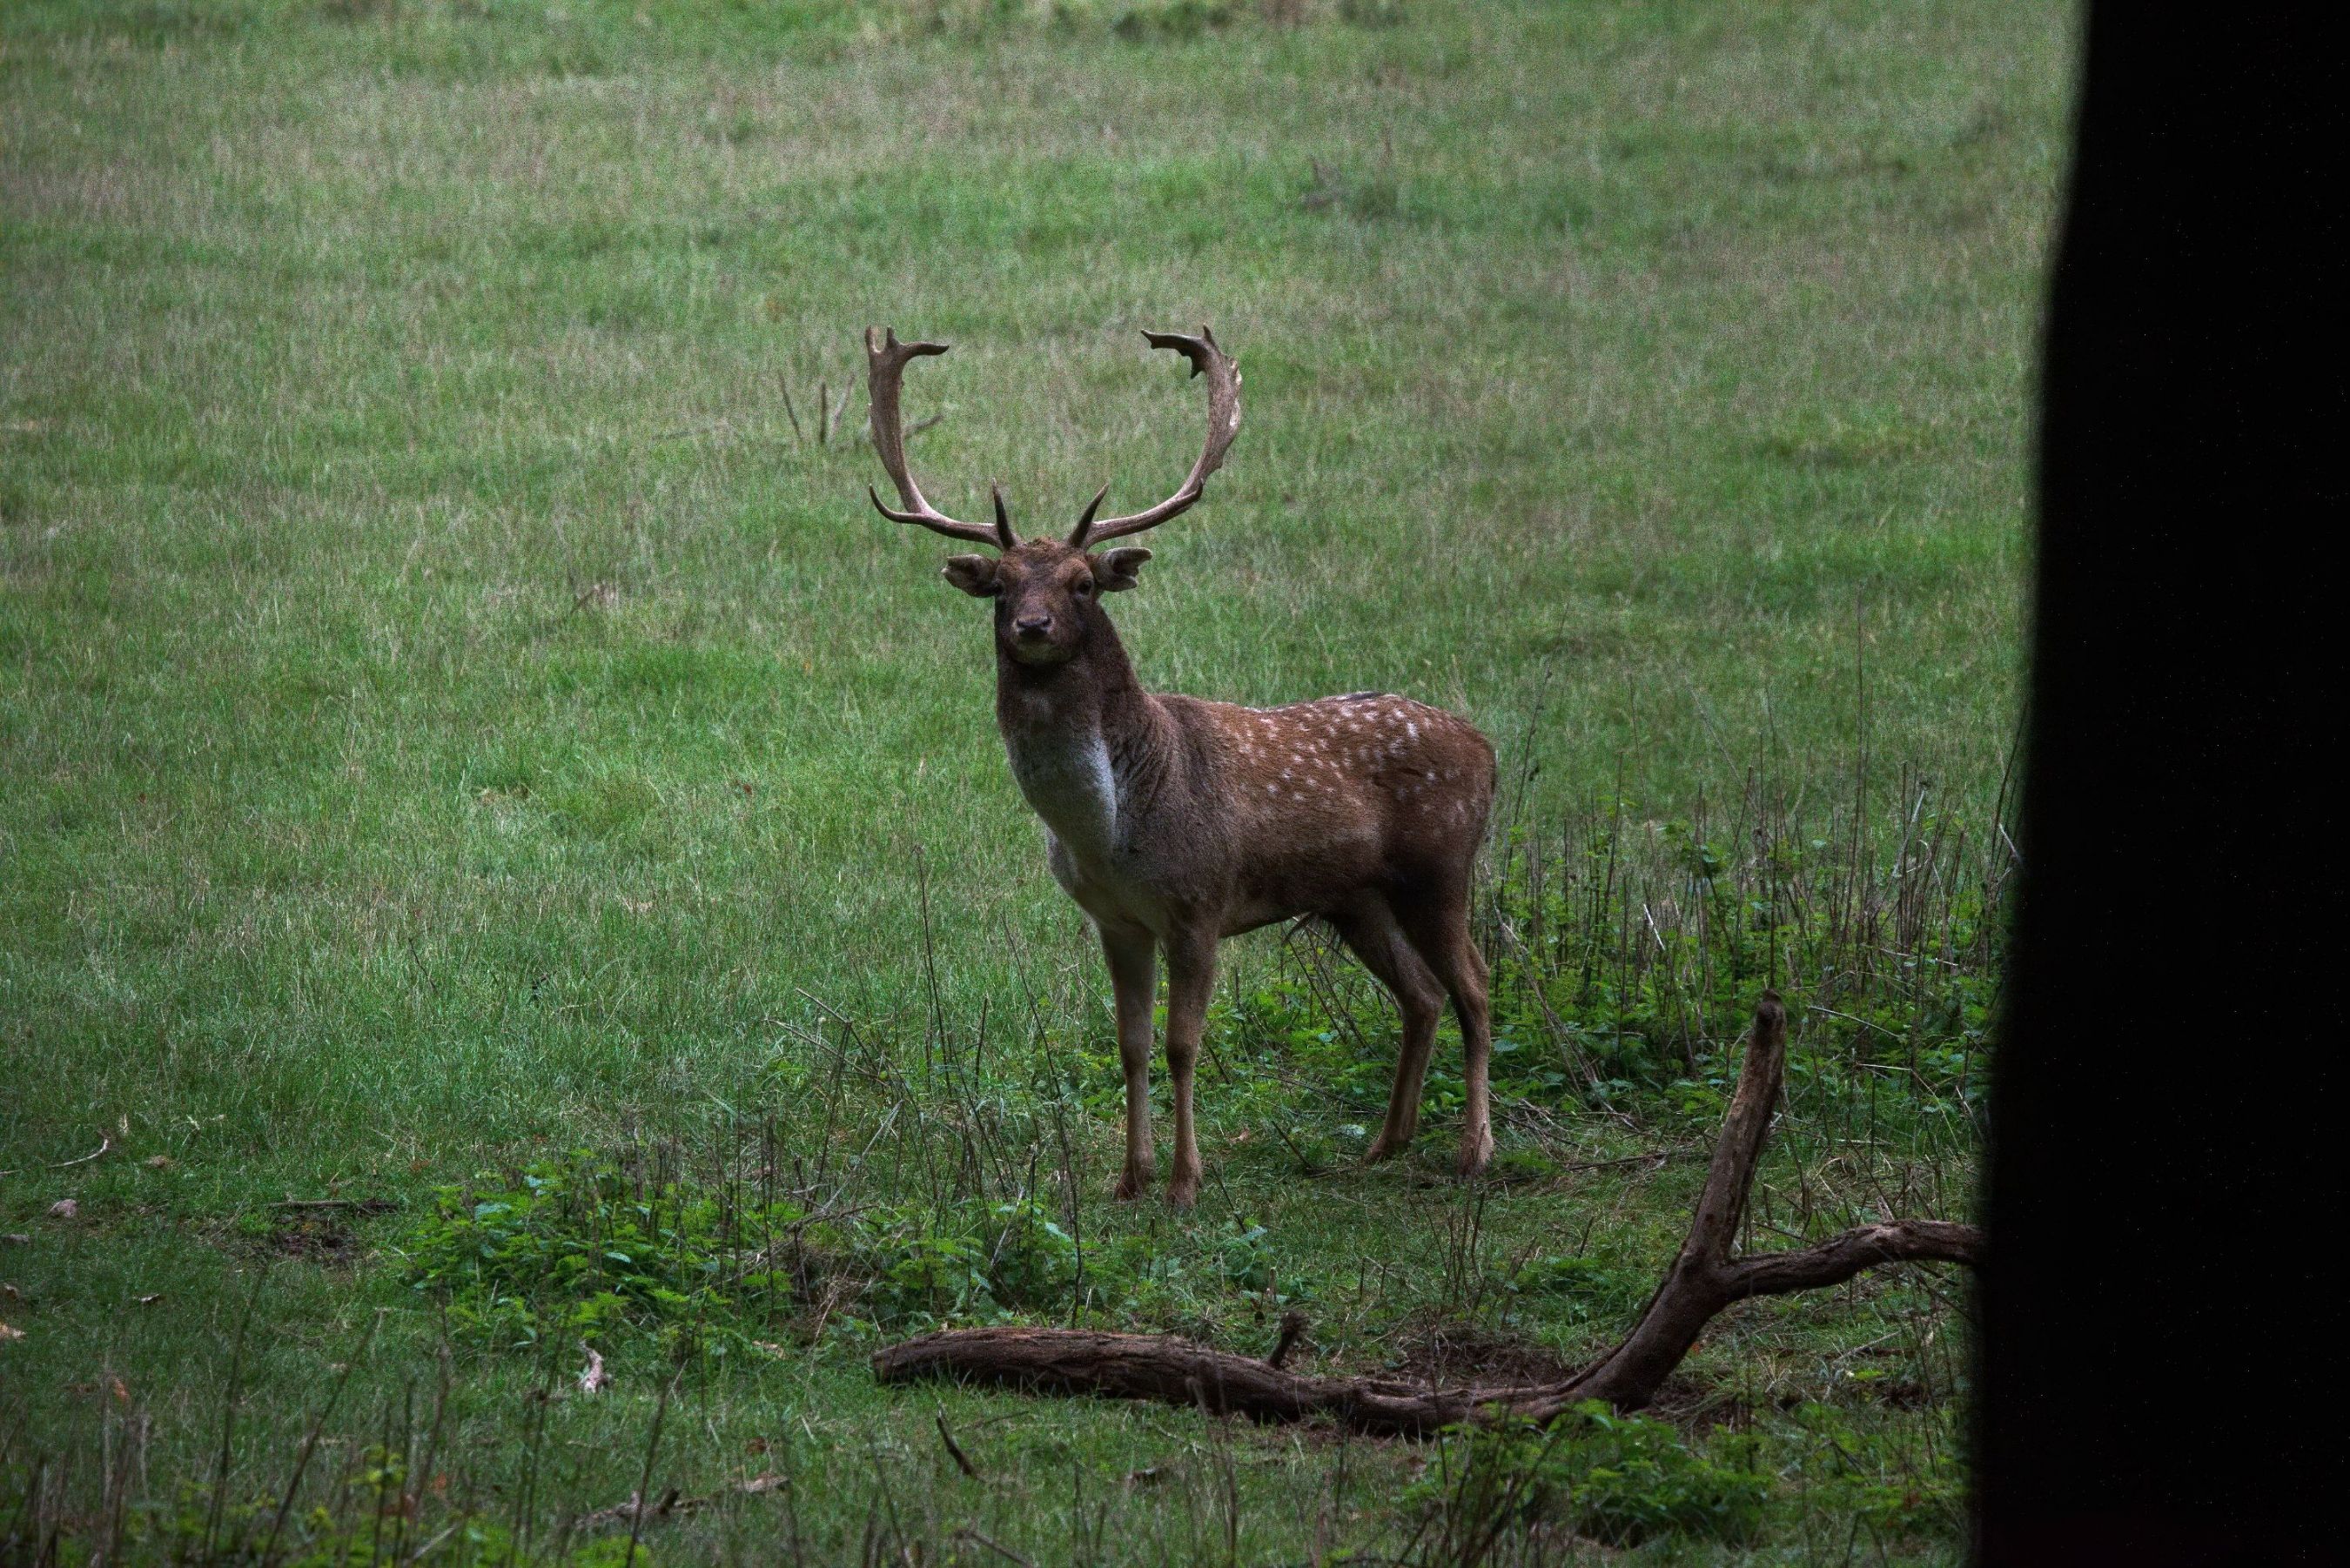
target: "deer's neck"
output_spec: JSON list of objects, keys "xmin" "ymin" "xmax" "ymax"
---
[{"xmin": 994, "ymin": 620, "xmax": 1165, "ymax": 862}]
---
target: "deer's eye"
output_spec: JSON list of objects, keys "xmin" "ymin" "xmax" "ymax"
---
[{"xmin": 1071, "ymin": 577, "xmax": 1094, "ymax": 597}]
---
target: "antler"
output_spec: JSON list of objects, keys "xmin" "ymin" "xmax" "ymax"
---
[
  {"xmin": 865, "ymin": 326, "xmax": 1014, "ymax": 548},
  {"xmin": 1069, "ymin": 327, "xmax": 1242, "ymax": 547}
]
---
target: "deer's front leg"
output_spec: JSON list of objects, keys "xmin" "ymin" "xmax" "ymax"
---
[
  {"xmin": 1101, "ymin": 923, "xmax": 1158, "ymax": 1203},
  {"xmin": 1161, "ymin": 928, "xmax": 1218, "ymax": 1210}
]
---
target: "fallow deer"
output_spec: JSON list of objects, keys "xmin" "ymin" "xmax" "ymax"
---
[{"xmin": 864, "ymin": 325, "xmax": 1497, "ymax": 1207}]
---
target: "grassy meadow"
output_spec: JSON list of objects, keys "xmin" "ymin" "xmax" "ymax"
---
[{"xmin": 2, "ymin": 0, "xmax": 2070, "ymax": 1560}]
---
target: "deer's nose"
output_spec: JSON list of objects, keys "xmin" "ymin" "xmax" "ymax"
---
[{"xmin": 1014, "ymin": 613, "xmax": 1053, "ymax": 637}]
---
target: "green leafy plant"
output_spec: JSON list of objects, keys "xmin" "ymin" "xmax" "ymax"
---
[
  {"xmin": 1217, "ymin": 1219, "xmax": 1277, "ymax": 1293},
  {"xmin": 1408, "ymin": 1404, "xmax": 1769, "ymax": 1546},
  {"xmin": 1783, "ymin": 1400, "xmax": 1967, "ymax": 1538},
  {"xmin": 984, "ymin": 1197, "xmax": 1080, "ymax": 1310},
  {"xmin": 863, "ymin": 1219, "xmax": 993, "ymax": 1325},
  {"xmin": 404, "ymin": 1149, "xmax": 1314, "ymax": 1354},
  {"xmin": 399, "ymin": 1149, "xmax": 798, "ymax": 1350}
]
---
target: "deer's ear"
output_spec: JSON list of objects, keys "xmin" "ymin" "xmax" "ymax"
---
[
  {"xmin": 941, "ymin": 555, "xmax": 1000, "ymax": 597},
  {"xmin": 1093, "ymin": 547, "xmax": 1152, "ymax": 593}
]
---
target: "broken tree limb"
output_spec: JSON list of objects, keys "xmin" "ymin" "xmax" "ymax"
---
[
  {"xmin": 877, "ymin": 1325, "xmax": 1550, "ymax": 1437},
  {"xmin": 872, "ymin": 992, "xmax": 1983, "ymax": 1435},
  {"xmin": 1266, "ymin": 1309, "xmax": 1309, "ymax": 1370},
  {"xmin": 1721, "ymin": 1220, "xmax": 1982, "ymax": 1300}
]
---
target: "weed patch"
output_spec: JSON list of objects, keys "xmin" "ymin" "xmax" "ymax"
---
[
  {"xmin": 397, "ymin": 1149, "xmax": 1287, "ymax": 1357},
  {"xmin": 1410, "ymin": 1404, "xmax": 1770, "ymax": 1548}
]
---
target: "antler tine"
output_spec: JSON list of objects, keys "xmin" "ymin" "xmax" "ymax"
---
[
  {"xmin": 990, "ymin": 483, "xmax": 1016, "ymax": 550},
  {"xmin": 864, "ymin": 326, "xmax": 1009, "ymax": 547},
  {"xmin": 1070, "ymin": 327, "xmax": 1242, "ymax": 547}
]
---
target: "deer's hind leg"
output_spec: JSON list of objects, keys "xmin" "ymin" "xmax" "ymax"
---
[
  {"xmin": 1393, "ymin": 881, "xmax": 1496, "ymax": 1177},
  {"xmin": 1327, "ymin": 896, "xmax": 1446, "ymax": 1164}
]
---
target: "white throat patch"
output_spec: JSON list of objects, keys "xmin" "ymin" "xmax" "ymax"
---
[{"xmin": 1004, "ymin": 715, "xmax": 1119, "ymax": 857}]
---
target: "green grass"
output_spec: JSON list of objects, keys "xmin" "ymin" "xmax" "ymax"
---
[{"xmin": 2, "ymin": 0, "xmax": 2065, "ymax": 1559}]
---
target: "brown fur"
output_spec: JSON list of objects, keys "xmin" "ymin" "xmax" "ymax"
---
[
  {"xmin": 946, "ymin": 540, "xmax": 1497, "ymax": 1205},
  {"xmin": 866, "ymin": 325, "xmax": 1496, "ymax": 1205}
]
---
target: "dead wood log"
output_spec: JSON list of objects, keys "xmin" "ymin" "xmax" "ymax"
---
[{"xmin": 872, "ymin": 992, "xmax": 1982, "ymax": 1435}]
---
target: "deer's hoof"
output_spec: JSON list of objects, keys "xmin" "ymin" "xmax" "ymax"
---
[
  {"xmin": 1165, "ymin": 1175, "xmax": 1200, "ymax": 1210},
  {"xmin": 1113, "ymin": 1169, "xmax": 1152, "ymax": 1203},
  {"xmin": 1361, "ymin": 1135, "xmax": 1404, "ymax": 1164},
  {"xmin": 1455, "ymin": 1131, "xmax": 1495, "ymax": 1179}
]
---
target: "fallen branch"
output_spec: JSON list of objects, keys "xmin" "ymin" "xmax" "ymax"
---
[
  {"xmin": 873, "ymin": 993, "xmax": 1981, "ymax": 1434},
  {"xmin": 953, "ymin": 1526, "xmax": 1032, "ymax": 1566},
  {"xmin": 935, "ymin": 1411, "xmax": 981, "ymax": 1480},
  {"xmin": 54, "ymin": 1136, "xmax": 111, "ymax": 1169},
  {"xmin": 1556, "ymin": 1149, "xmax": 1675, "ymax": 1176}
]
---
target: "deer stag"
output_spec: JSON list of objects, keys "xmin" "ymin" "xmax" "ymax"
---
[{"xmin": 864, "ymin": 325, "xmax": 1496, "ymax": 1207}]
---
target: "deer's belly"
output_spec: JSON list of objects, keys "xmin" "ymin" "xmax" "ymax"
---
[{"xmin": 1051, "ymin": 834, "xmax": 1373, "ymax": 940}]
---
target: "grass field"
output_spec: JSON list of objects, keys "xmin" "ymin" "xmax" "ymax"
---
[{"xmin": 3, "ymin": 0, "xmax": 2070, "ymax": 1560}]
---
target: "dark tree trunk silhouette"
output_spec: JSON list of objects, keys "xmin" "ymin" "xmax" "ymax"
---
[{"xmin": 1977, "ymin": 7, "xmax": 2338, "ymax": 1563}]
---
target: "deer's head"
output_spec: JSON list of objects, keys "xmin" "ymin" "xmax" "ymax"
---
[{"xmin": 863, "ymin": 325, "xmax": 1241, "ymax": 668}]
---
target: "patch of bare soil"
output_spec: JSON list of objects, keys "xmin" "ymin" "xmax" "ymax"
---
[
  {"xmin": 269, "ymin": 1210, "xmax": 364, "ymax": 1262},
  {"xmin": 207, "ymin": 1200, "xmax": 396, "ymax": 1266},
  {"xmin": 1389, "ymin": 1319, "xmax": 1581, "ymax": 1390},
  {"xmin": 1647, "ymin": 1373, "xmax": 1757, "ymax": 1432},
  {"xmin": 1870, "ymin": 1377, "xmax": 1937, "ymax": 1411}
]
